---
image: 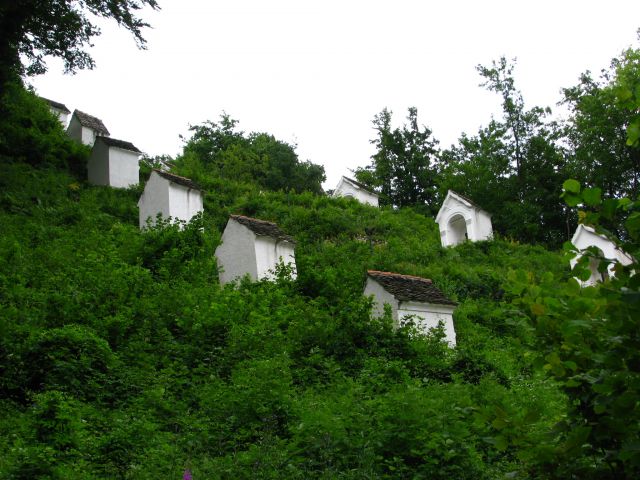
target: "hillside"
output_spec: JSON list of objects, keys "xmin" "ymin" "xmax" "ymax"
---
[
  {"xmin": 1, "ymin": 85, "xmax": 638, "ymax": 479},
  {"xmin": 0, "ymin": 94, "xmax": 565, "ymax": 480}
]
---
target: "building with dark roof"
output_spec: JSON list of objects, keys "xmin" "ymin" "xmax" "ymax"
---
[
  {"xmin": 364, "ymin": 270, "xmax": 457, "ymax": 345},
  {"xmin": 88, "ymin": 136, "xmax": 141, "ymax": 188},
  {"xmin": 67, "ymin": 109, "xmax": 110, "ymax": 146},
  {"xmin": 138, "ymin": 170, "xmax": 203, "ymax": 229},
  {"xmin": 332, "ymin": 176, "xmax": 379, "ymax": 207},
  {"xmin": 215, "ymin": 215, "xmax": 296, "ymax": 285},
  {"xmin": 40, "ymin": 97, "xmax": 71, "ymax": 126},
  {"xmin": 435, "ymin": 190, "xmax": 493, "ymax": 247}
]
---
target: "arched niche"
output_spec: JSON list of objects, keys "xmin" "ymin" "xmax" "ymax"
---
[
  {"xmin": 435, "ymin": 190, "xmax": 493, "ymax": 247},
  {"xmin": 445, "ymin": 213, "xmax": 469, "ymax": 246}
]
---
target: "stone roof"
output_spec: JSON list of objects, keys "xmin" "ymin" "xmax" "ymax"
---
[
  {"xmin": 72, "ymin": 110, "xmax": 110, "ymax": 135},
  {"xmin": 231, "ymin": 215, "xmax": 296, "ymax": 243},
  {"xmin": 41, "ymin": 97, "xmax": 70, "ymax": 113},
  {"xmin": 367, "ymin": 270, "xmax": 457, "ymax": 306},
  {"xmin": 154, "ymin": 169, "xmax": 202, "ymax": 191},
  {"xmin": 99, "ymin": 136, "xmax": 141, "ymax": 153},
  {"xmin": 343, "ymin": 176, "xmax": 378, "ymax": 196}
]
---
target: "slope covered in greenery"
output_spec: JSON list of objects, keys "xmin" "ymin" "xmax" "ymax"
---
[{"xmin": 0, "ymin": 88, "xmax": 578, "ymax": 479}]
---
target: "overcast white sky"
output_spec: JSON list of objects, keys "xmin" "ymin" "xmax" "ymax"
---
[{"xmin": 31, "ymin": 0, "xmax": 640, "ymax": 188}]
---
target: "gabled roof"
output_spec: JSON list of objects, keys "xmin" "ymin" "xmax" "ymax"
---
[
  {"xmin": 367, "ymin": 270, "xmax": 457, "ymax": 306},
  {"xmin": 230, "ymin": 215, "xmax": 296, "ymax": 243},
  {"xmin": 41, "ymin": 97, "xmax": 70, "ymax": 113},
  {"xmin": 341, "ymin": 176, "xmax": 378, "ymax": 196},
  {"xmin": 98, "ymin": 136, "xmax": 141, "ymax": 153},
  {"xmin": 72, "ymin": 110, "xmax": 110, "ymax": 135},
  {"xmin": 436, "ymin": 190, "xmax": 490, "ymax": 223},
  {"xmin": 154, "ymin": 169, "xmax": 202, "ymax": 191}
]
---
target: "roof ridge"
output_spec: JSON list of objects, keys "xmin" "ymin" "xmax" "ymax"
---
[
  {"xmin": 367, "ymin": 270, "xmax": 433, "ymax": 283},
  {"xmin": 153, "ymin": 169, "xmax": 202, "ymax": 191},
  {"xmin": 230, "ymin": 214, "xmax": 295, "ymax": 243}
]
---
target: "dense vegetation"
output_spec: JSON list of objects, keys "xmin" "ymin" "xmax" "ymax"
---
[
  {"xmin": 356, "ymin": 47, "xmax": 640, "ymax": 249},
  {"xmin": 1, "ymin": 25, "xmax": 640, "ymax": 479}
]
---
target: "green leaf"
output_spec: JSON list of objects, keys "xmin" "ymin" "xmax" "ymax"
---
[
  {"xmin": 601, "ymin": 199, "xmax": 618, "ymax": 220},
  {"xmin": 564, "ymin": 193, "xmax": 581, "ymax": 207},
  {"xmin": 563, "ymin": 179, "xmax": 581, "ymax": 194},
  {"xmin": 626, "ymin": 212, "xmax": 640, "ymax": 239},
  {"xmin": 627, "ymin": 120, "xmax": 640, "ymax": 146},
  {"xmin": 582, "ymin": 188, "xmax": 601, "ymax": 207}
]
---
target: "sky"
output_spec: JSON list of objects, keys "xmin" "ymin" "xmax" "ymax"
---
[{"xmin": 31, "ymin": 0, "xmax": 640, "ymax": 188}]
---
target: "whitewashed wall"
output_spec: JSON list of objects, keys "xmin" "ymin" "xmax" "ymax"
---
[
  {"xmin": 108, "ymin": 147, "xmax": 139, "ymax": 188},
  {"xmin": 436, "ymin": 192, "xmax": 493, "ymax": 247},
  {"xmin": 570, "ymin": 225, "xmax": 634, "ymax": 286},
  {"xmin": 87, "ymin": 140, "xmax": 110, "ymax": 186},
  {"xmin": 138, "ymin": 172, "xmax": 203, "ymax": 228},
  {"xmin": 397, "ymin": 301, "xmax": 456, "ymax": 346},
  {"xmin": 333, "ymin": 178, "xmax": 379, "ymax": 207},
  {"xmin": 364, "ymin": 277, "xmax": 399, "ymax": 319},
  {"xmin": 254, "ymin": 236, "xmax": 297, "ymax": 280},
  {"xmin": 215, "ymin": 220, "xmax": 259, "ymax": 284},
  {"xmin": 169, "ymin": 183, "xmax": 204, "ymax": 223}
]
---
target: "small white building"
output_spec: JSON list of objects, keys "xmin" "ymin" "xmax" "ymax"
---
[
  {"xmin": 138, "ymin": 169, "xmax": 204, "ymax": 228},
  {"xmin": 67, "ymin": 109, "xmax": 110, "ymax": 147},
  {"xmin": 435, "ymin": 190, "xmax": 493, "ymax": 247},
  {"xmin": 570, "ymin": 224, "xmax": 634, "ymax": 286},
  {"xmin": 88, "ymin": 137, "xmax": 141, "ymax": 188},
  {"xmin": 332, "ymin": 176, "xmax": 379, "ymax": 207},
  {"xmin": 40, "ymin": 97, "xmax": 71, "ymax": 128},
  {"xmin": 215, "ymin": 215, "xmax": 297, "ymax": 285},
  {"xmin": 364, "ymin": 270, "xmax": 457, "ymax": 345}
]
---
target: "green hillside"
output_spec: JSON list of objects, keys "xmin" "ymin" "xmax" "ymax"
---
[{"xmin": 1, "ymin": 85, "xmax": 639, "ymax": 479}]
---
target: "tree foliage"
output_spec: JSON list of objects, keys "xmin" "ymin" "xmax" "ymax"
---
[
  {"xmin": 175, "ymin": 113, "xmax": 326, "ymax": 195},
  {"xmin": 355, "ymin": 107, "xmax": 440, "ymax": 213},
  {"xmin": 0, "ymin": 0, "xmax": 159, "ymax": 88}
]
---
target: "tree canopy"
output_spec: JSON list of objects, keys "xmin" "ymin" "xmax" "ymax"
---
[{"xmin": 0, "ymin": 0, "xmax": 159, "ymax": 88}]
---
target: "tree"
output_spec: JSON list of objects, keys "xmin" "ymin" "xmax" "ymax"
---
[
  {"xmin": 562, "ymin": 68, "xmax": 640, "ymax": 199},
  {"xmin": 177, "ymin": 114, "xmax": 326, "ymax": 194},
  {"xmin": 506, "ymin": 180, "xmax": 640, "ymax": 478},
  {"xmin": 440, "ymin": 58, "xmax": 569, "ymax": 247},
  {"xmin": 356, "ymin": 107, "xmax": 440, "ymax": 212},
  {"xmin": 0, "ymin": 0, "xmax": 159, "ymax": 88}
]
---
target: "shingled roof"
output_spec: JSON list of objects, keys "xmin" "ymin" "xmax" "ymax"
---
[
  {"xmin": 99, "ymin": 136, "xmax": 141, "ymax": 153},
  {"xmin": 231, "ymin": 215, "xmax": 296, "ymax": 243},
  {"xmin": 343, "ymin": 176, "xmax": 378, "ymax": 195},
  {"xmin": 367, "ymin": 270, "xmax": 457, "ymax": 306},
  {"xmin": 72, "ymin": 110, "xmax": 110, "ymax": 135},
  {"xmin": 154, "ymin": 169, "xmax": 202, "ymax": 191},
  {"xmin": 41, "ymin": 97, "xmax": 70, "ymax": 113}
]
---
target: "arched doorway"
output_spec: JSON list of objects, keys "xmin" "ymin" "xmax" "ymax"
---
[{"xmin": 447, "ymin": 214, "xmax": 468, "ymax": 246}]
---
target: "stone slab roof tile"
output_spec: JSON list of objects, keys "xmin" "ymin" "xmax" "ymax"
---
[
  {"xmin": 367, "ymin": 270, "xmax": 457, "ymax": 306},
  {"xmin": 154, "ymin": 169, "xmax": 202, "ymax": 191},
  {"xmin": 41, "ymin": 97, "xmax": 70, "ymax": 113},
  {"xmin": 99, "ymin": 137, "xmax": 141, "ymax": 153},
  {"xmin": 73, "ymin": 110, "xmax": 110, "ymax": 135},
  {"xmin": 231, "ymin": 215, "xmax": 296, "ymax": 243}
]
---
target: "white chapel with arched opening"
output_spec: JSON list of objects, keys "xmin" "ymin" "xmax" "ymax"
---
[{"xmin": 435, "ymin": 190, "xmax": 493, "ymax": 247}]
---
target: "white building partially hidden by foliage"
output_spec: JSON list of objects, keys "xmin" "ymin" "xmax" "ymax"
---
[
  {"xmin": 138, "ymin": 170, "xmax": 204, "ymax": 229},
  {"xmin": 332, "ymin": 176, "xmax": 379, "ymax": 207},
  {"xmin": 67, "ymin": 110, "xmax": 110, "ymax": 147},
  {"xmin": 570, "ymin": 224, "xmax": 634, "ymax": 286},
  {"xmin": 364, "ymin": 270, "xmax": 457, "ymax": 345},
  {"xmin": 88, "ymin": 137, "xmax": 141, "ymax": 189},
  {"xmin": 40, "ymin": 97, "xmax": 71, "ymax": 128},
  {"xmin": 435, "ymin": 190, "xmax": 493, "ymax": 247},
  {"xmin": 216, "ymin": 215, "xmax": 297, "ymax": 285}
]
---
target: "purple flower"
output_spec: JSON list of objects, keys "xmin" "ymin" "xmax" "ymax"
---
[{"xmin": 183, "ymin": 469, "xmax": 192, "ymax": 480}]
